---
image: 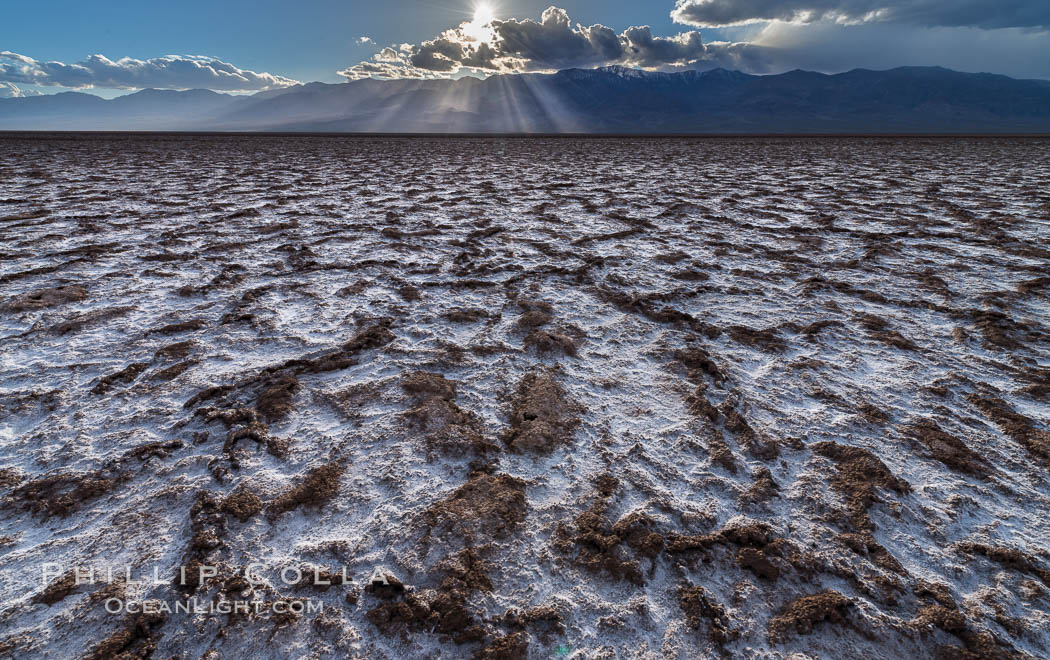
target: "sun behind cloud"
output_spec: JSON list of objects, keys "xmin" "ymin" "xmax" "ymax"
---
[
  {"xmin": 464, "ymin": 2, "xmax": 496, "ymax": 41},
  {"xmin": 473, "ymin": 2, "xmax": 495, "ymax": 24}
]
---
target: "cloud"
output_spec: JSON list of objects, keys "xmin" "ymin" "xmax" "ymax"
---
[
  {"xmin": 340, "ymin": 60, "xmax": 432, "ymax": 80},
  {"xmin": 0, "ymin": 81, "xmax": 42, "ymax": 98},
  {"xmin": 489, "ymin": 7, "xmax": 625, "ymax": 70},
  {"xmin": 751, "ymin": 20, "xmax": 1050, "ymax": 78},
  {"xmin": 0, "ymin": 52, "xmax": 300, "ymax": 91},
  {"xmin": 357, "ymin": 36, "xmax": 375, "ymax": 45},
  {"xmin": 340, "ymin": 5, "xmax": 771, "ymax": 80},
  {"xmin": 670, "ymin": 0, "xmax": 1050, "ymax": 29}
]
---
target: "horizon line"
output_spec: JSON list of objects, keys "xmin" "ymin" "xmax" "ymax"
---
[
  {"xmin": 5, "ymin": 64, "xmax": 1049, "ymax": 100},
  {"xmin": 4, "ymin": 131, "xmax": 1050, "ymax": 139}
]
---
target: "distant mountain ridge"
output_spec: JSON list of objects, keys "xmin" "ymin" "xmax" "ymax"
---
[{"xmin": 3, "ymin": 66, "xmax": 1050, "ymax": 133}]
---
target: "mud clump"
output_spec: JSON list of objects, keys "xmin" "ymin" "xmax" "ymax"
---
[
  {"xmin": 183, "ymin": 326, "xmax": 395, "ymax": 453},
  {"xmin": 366, "ymin": 552, "xmax": 492, "ymax": 645},
  {"xmin": 914, "ymin": 584, "xmax": 1026, "ymax": 660},
  {"xmin": 202, "ymin": 406, "xmax": 288, "ymax": 461},
  {"xmin": 769, "ymin": 591, "xmax": 854, "ymax": 641},
  {"xmin": 150, "ymin": 318, "xmax": 207, "ymax": 335},
  {"xmin": 48, "ymin": 305, "xmax": 135, "ymax": 335},
  {"xmin": 426, "ymin": 471, "xmax": 527, "ymax": 543},
  {"xmin": 555, "ymin": 479, "xmax": 663, "ymax": 585},
  {"xmin": 344, "ymin": 322, "xmax": 397, "ymax": 353},
  {"xmin": 517, "ymin": 310, "xmax": 552, "ymax": 329},
  {"xmin": 279, "ymin": 323, "xmax": 394, "ymax": 374},
  {"xmin": 504, "ymin": 368, "xmax": 581, "ymax": 453},
  {"xmin": 366, "ymin": 594, "xmax": 433, "ymax": 637},
  {"xmin": 857, "ymin": 401, "xmax": 891, "ymax": 425},
  {"xmin": 398, "ymin": 284, "xmax": 421, "ymax": 301},
  {"xmin": 967, "ymin": 394, "xmax": 1050, "ymax": 468},
  {"xmin": 422, "ymin": 592, "xmax": 486, "ymax": 644},
  {"xmin": 184, "ymin": 384, "xmax": 236, "ymax": 411},
  {"xmin": 500, "ymin": 606, "xmax": 564, "ymax": 636},
  {"xmin": 153, "ymin": 340, "xmax": 195, "ymax": 360},
  {"xmin": 680, "ymin": 585, "xmax": 739, "ymax": 646},
  {"xmin": 666, "ymin": 519, "xmax": 805, "ymax": 583},
  {"xmin": 936, "ymin": 631, "xmax": 1023, "ymax": 660},
  {"xmin": 670, "ymin": 268, "xmax": 710, "ymax": 282},
  {"xmin": 856, "ymin": 313, "xmax": 918, "ymax": 351},
  {"xmin": 812, "ymin": 441, "xmax": 910, "ymax": 530},
  {"xmin": 706, "ymin": 431, "xmax": 738, "ymax": 473},
  {"xmin": 666, "ymin": 520, "xmax": 773, "ymax": 555},
  {"xmin": 84, "ymin": 612, "xmax": 165, "ymax": 660},
  {"xmin": 366, "ymin": 572, "xmax": 407, "ymax": 599},
  {"xmin": 151, "ymin": 360, "xmax": 193, "ymax": 382},
  {"xmin": 1017, "ymin": 367, "xmax": 1050, "ymax": 399},
  {"xmin": 906, "ymin": 420, "xmax": 990, "ymax": 477},
  {"xmin": 255, "ymin": 373, "xmax": 301, "ymax": 423},
  {"xmin": 720, "ymin": 401, "xmax": 779, "ymax": 460},
  {"xmin": 590, "ymin": 286, "xmax": 721, "ymax": 338},
  {"xmin": 221, "ymin": 487, "xmax": 264, "ymax": 522},
  {"xmin": 32, "ymin": 571, "xmax": 79, "ymax": 605},
  {"xmin": 685, "ymin": 390, "xmax": 738, "ymax": 471},
  {"xmin": 5, "ymin": 284, "xmax": 87, "ymax": 312},
  {"xmin": 674, "ymin": 346, "xmax": 724, "ymax": 386},
  {"xmin": 438, "ymin": 548, "xmax": 494, "ymax": 594},
  {"xmin": 444, "ymin": 308, "xmax": 491, "ymax": 323},
  {"xmin": 737, "ymin": 547, "xmax": 781, "ymax": 580},
  {"xmin": 9, "ymin": 467, "xmax": 129, "ymax": 518},
  {"xmin": 914, "ymin": 604, "xmax": 967, "ymax": 635},
  {"xmin": 728, "ymin": 325, "xmax": 785, "ymax": 352},
  {"xmin": 0, "ymin": 635, "xmax": 29, "ymax": 656},
  {"xmin": 956, "ymin": 542, "xmax": 1050, "ymax": 587},
  {"xmin": 740, "ymin": 467, "xmax": 780, "ymax": 504},
  {"xmin": 473, "ymin": 632, "xmax": 528, "ymax": 659},
  {"xmin": 268, "ymin": 461, "xmax": 345, "ymax": 518},
  {"xmin": 402, "ymin": 371, "xmax": 494, "ymax": 455},
  {"xmin": 366, "ymin": 590, "xmax": 485, "ymax": 645},
  {"xmin": 523, "ymin": 330, "xmax": 577, "ymax": 357},
  {"xmin": 0, "ymin": 468, "xmax": 23, "ymax": 489},
  {"xmin": 403, "ymin": 371, "xmax": 458, "ymax": 401},
  {"xmin": 125, "ymin": 439, "xmax": 183, "ymax": 461},
  {"xmin": 516, "ymin": 300, "xmax": 554, "ymax": 329},
  {"xmin": 972, "ymin": 310, "xmax": 1027, "ymax": 350},
  {"xmin": 838, "ymin": 532, "xmax": 906, "ymax": 574},
  {"xmin": 91, "ymin": 362, "xmax": 149, "ymax": 395},
  {"xmin": 799, "ymin": 319, "xmax": 844, "ymax": 340},
  {"xmin": 872, "ymin": 329, "xmax": 918, "ymax": 351},
  {"xmin": 176, "ymin": 492, "xmax": 228, "ymax": 594}
]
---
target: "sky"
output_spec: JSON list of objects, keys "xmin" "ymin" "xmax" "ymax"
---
[{"xmin": 2, "ymin": 0, "xmax": 1049, "ymax": 97}]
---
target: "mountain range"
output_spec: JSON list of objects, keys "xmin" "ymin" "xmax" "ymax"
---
[{"xmin": 3, "ymin": 65, "xmax": 1050, "ymax": 133}]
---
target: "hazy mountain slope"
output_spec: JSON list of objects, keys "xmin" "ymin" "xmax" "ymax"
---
[
  {"xmin": 3, "ymin": 66, "xmax": 1050, "ymax": 132},
  {"xmin": 0, "ymin": 88, "xmax": 239, "ymax": 130}
]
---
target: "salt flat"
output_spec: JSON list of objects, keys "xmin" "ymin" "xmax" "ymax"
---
[{"xmin": 0, "ymin": 134, "xmax": 1048, "ymax": 659}]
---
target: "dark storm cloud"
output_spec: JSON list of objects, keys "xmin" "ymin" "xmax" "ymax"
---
[
  {"xmin": 671, "ymin": 0, "xmax": 1050, "ymax": 29},
  {"xmin": 340, "ymin": 5, "xmax": 770, "ymax": 80},
  {"xmin": 0, "ymin": 51, "xmax": 300, "ymax": 91}
]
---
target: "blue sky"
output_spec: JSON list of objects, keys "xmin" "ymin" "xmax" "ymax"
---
[
  {"xmin": 2, "ymin": 1, "xmax": 1049, "ymax": 97},
  {"xmin": 2, "ymin": 1, "xmax": 695, "ymax": 89}
]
